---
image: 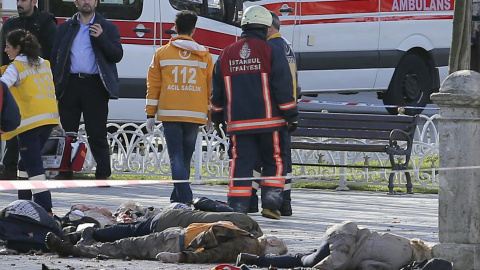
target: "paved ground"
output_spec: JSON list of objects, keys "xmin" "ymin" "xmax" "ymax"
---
[{"xmin": 0, "ymin": 183, "xmax": 439, "ymax": 270}]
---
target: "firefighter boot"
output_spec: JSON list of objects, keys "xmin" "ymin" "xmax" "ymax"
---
[
  {"xmin": 46, "ymin": 232, "xmax": 79, "ymax": 257},
  {"xmin": 280, "ymin": 199, "xmax": 292, "ymax": 216},
  {"xmin": 46, "ymin": 237, "xmax": 111, "ymax": 259},
  {"xmin": 236, "ymin": 253, "xmax": 259, "ymax": 266},
  {"xmin": 261, "ymin": 209, "xmax": 281, "ymax": 220}
]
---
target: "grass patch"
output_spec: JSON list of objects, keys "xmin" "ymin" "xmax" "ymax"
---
[
  {"xmin": 72, "ymin": 173, "xmax": 170, "ymax": 180},
  {"xmin": 202, "ymin": 179, "xmax": 438, "ymax": 194}
]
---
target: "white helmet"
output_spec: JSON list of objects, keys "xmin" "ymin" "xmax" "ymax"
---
[{"xmin": 241, "ymin": 5, "xmax": 272, "ymax": 27}]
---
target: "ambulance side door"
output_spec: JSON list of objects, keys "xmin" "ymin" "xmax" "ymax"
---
[
  {"xmin": 245, "ymin": 0, "xmax": 299, "ymax": 46},
  {"xmin": 296, "ymin": 0, "xmax": 380, "ymax": 94}
]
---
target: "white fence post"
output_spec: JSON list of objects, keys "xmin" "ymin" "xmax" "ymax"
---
[{"xmin": 192, "ymin": 132, "xmax": 204, "ymax": 184}]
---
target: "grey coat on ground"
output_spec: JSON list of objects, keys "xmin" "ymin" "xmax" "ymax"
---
[{"xmin": 314, "ymin": 222, "xmax": 421, "ymax": 270}]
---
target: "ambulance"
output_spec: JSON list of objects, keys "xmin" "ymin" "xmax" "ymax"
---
[{"xmin": 1, "ymin": 0, "xmax": 455, "ymax": 119}]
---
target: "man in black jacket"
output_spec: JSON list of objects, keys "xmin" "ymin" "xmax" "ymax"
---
[
  {"xmin": 50, "ymin": 0, "xmax": 123, "ymax": 180},
  {"xmin": 0, "ymin": 0, "xmax": 57, "ymax": 180}
]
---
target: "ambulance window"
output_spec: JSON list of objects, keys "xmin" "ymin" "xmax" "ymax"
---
[
  {"xmin": 169, "ymin": 0, "xmax": 227, "ymax": 23},
  {"xmin": 46, "ymin": 0, "xmax": 143, "ymax": 20}
]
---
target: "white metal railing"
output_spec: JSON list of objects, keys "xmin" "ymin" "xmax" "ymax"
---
[
  {"xmin": 0, "ymin": 114, "xmax": 438, "ymax": 189},
  {"xmin": 72, "ymin": 114, "xmax": 439, "ymax": 189}
]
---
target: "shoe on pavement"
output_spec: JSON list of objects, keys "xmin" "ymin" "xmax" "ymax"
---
[
  {"xmin": 78, "ymin": 227, "xmax": 97, "ymax": 245},
  {"xmin": 0, "ymin": 168, "xmax": 16, "ymax": 180},
  {"xmin": 52, "ymin": 172, "xmax": 73, "ymax": 180},
  {"xmin": 280, "ymin": 200, "xmax": 292, "ymax": 216},
  {"xmin": 248, "ymin": 204, "xmax": 259, "ymax": 213},
  {"xmin": 236, "ymin": 253, "xmax": 259, "ymax": 266},
  {"xmin": 61, "ymin": 231, "xmax": 82, "ymax": 245},
  {"xmin": 261, "ymin": 209, "xmax": 281, "ymax": 220},
  {"xmin": 45, "ymin": 232, "xmax": 76, "ymax": 257}
]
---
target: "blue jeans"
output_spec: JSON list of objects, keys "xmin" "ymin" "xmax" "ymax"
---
[{"xmin": 162, "ymin": 122, "xmax": 200, "ymax": 203}]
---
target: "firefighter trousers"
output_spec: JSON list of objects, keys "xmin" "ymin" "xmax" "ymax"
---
[{"xmin": 228, "ymin": 130, "xmax": 289, "ymax": 213}]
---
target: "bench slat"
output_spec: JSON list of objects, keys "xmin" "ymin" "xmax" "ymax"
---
[
  {"xmin": 297, "ymin": 118, "xmax": 414, "ymax": 132},
  {"xmin": 298, "ymin": 112, "xmax": 416, "ymax": 123},
  {"xmin": 290, "ymin": 142, "xmax": 386, "ymax": 152},
  {"xmin": 290, "ymin": 112, "xmax": 418, "ymax": 194},
  {"xmin": 293, "ymin": 128, "xmax": 409, "ymax": 140}
]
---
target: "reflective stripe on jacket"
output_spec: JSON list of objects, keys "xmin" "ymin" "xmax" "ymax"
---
[
  {"xmin": 146, "ymin": 35, "xmax": 213, "ymax": 124},
  {"xmin": 267, "ymin": 33, "xmax": 299, "ymax": 99},
  {"xmin": 210, "ymin": 30, "xmax": 298, "ymax": 135}
]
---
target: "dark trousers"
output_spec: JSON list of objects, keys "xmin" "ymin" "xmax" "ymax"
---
[
  {"xmin": 2, "ymin": 137, "xmax": 19, "ymax": 173},
  {"xmin": 17, "ymin": 124, "xmax": 55, "ymax": 212},
  {"xmin": 57, "ymin": 75, "xmax": 111, "ymax": 178},
  {"xmin": 228, "ymin": 131, "xmax": 288, "ymax": 213},
  {"xmin": 92, "ymin": 216, "xmax": 155, "ymax": 243},
  {"xmin": 251, "ymin": 132, "xmax": 292, "ymax": 210},
  {"xmin": 257, "ymin": 240, "xmax": 330, "ymax": 268}
]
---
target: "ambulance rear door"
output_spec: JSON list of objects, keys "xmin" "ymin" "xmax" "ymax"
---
[{"xmin": 296, "ymin": 0, "xmax": 381, "ymax": 94}]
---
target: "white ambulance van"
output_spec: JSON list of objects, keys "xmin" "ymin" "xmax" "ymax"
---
[
  {"xmin": 2, "ymin": 0, "xmax": 454, "ymax": 119},
  {"xmin": 252, "ymin": 0, "xmax": 454, "ymax": 114}
]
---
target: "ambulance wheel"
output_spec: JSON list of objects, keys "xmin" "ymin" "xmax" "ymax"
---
[{"xmin": 383, "ymin": 53, "xmax": 433, "ymax": 115}]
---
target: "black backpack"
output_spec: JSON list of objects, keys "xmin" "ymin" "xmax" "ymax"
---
[
  {"xmin": 0, "ymin": 200, "xmax": 63, "ymax": 252},
  {"xmin": 0, "ymin": 81, "xmax": 21, "ymax": 133},
  {"xmin": 400, "ymin": 259, "xmax": 453, "ymax": 270}
]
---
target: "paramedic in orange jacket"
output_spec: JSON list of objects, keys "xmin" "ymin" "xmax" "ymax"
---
[
  {"xmin": 145, "ymin": 10, "xmax": 214, "ymax": 204},
  {"xmin": 210, "ymin": 6, "xmax": 298, "ymax": 219}
]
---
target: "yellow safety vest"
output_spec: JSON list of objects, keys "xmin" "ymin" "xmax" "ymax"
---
[{"xmin": 1, "ymin": 60, "xmax": 59, "ymax": 140}]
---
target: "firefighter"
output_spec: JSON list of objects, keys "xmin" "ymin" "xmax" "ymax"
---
[
  {"xmin": 249, "ymin": 11, "xmax": 301, "ymax": 216},
  {"xmin": 210, "ymin": 5, "xmax": 298, "ymax": 219}
]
